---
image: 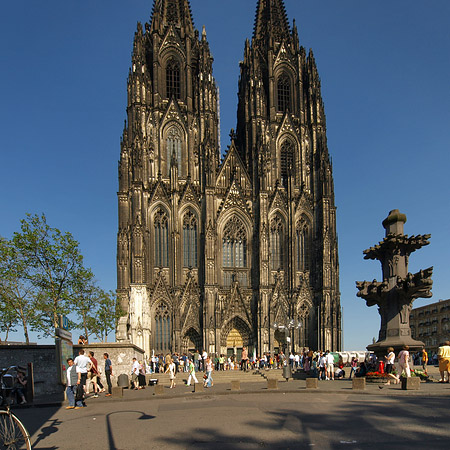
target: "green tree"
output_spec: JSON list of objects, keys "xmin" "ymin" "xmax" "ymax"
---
[
  {"xmin": 87, "ymin": 290, "xmax": 124, "ymax": 342},
  {"xmin": 0, "ymin": 237, "xmax": 38, "ymax": 344},
  {"xmin": 12, "ymin": 213, "xmax": 88, "ymax": 337}
]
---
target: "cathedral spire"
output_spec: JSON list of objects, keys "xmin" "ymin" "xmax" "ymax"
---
[
  {"xmin": 150, "ymin": 0, "xmax": 194, "ymax": 36},
  {"xmin": 253, "ymin": 0, "xmax": 291, "ymax": 47}
]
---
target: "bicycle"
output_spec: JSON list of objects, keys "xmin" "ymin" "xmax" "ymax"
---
[{"xmin": 0, "ymin": 366, "xmax": 31, "ymax": 449}]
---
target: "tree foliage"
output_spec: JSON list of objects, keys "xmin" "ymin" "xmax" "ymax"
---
[
  {"xmin": 1, "ymin": 214, "xmax": 121, "ymax": 343},
  {"xmin": 12, "ymin": 213, "xmax": 87, "ymax": 336}
]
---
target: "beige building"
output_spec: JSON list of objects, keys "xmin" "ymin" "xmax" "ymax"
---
[
  {"xmin": 116, "ymin": 0, "xmax": 341, "ymax": 357},
  {"xmin": 410, "ymin": 299, "xmax": 450, "ymax": 353}
]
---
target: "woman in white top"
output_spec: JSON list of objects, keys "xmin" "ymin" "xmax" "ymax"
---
[
  {"xmin": 384, "ymin": 347, "xmax": 399, "ymax": 385},
  {"xmin": 165, "ymin": 357, "xmax": 176, "ymax": 388}
]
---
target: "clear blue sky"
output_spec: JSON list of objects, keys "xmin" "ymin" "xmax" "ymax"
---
[{"xmin": 1, "ymin": 1, "xmax": 449, "ymax": 349}]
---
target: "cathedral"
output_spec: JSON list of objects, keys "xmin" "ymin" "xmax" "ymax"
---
[{"xmin": 116, "ymin": 0, "xmax": 341, "ymax": 358}]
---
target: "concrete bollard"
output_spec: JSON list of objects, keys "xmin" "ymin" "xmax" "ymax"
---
[
  {"xmin": 111, "ymin": 386, "xmax": 123, "ymax": 398},
  {"xmin": 401, "ymin": 377, "xmax": 420, "ymax": 390},
  {"xmin": 231, "ymin": 380, "xmax": 241, "ymax": 391},
  {"xmin": 352, "ymin": 377, "xmax": 366, "ymax": 390},
  {"xmin": 154, "ymin": 384, "xmax": 164, "ymax": 395},
  {"xmin": 267, "ymin": 378, "xmax": 278, "ymax": 389},
  {"xmin": 306, "ymin": 378, "xmax": 318, "ymax": 389}
]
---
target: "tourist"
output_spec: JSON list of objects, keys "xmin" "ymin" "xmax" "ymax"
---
[
  {"xmin": 437, "ymin": 341, "xmax": 450, "ymax": 383},
  {"xmin": 421, "ymin": 348, "xmax": 428, "ymax": 372},
  {"xmin": 204, "ymin": 356, "xmax": 214, "ymax": 388},
  {"xmin": 348, "ymin": 357, "xmax": 358, "ymax": 379},
  {"xmin": 384, "ymin": 347, "xmax": 399, "ymax": 385},
  {"xmin": 104, "ymin": 353, "xmax": 113, "ymax": 396},
  {"xmin": 334, "ymin": 367, "xmax": 345, "ymax": 379},
  {"xmin": 74, "ymin": 349, "xmax": 91, "ymax": 393},
  {"xmin": 165, "ymin": 356, "xmax": 176, "ymax": 388},
  {"xmin": 201, "ymin": 349, "xmax": 208, "ymax": 371},
  {"xmin": 355, "ymin": 361, "xmax": 367, "ymax": 377},
  {"xmin": 78, "ymin": 335, "xmax": 88, "ymax": 345},
  {"xmin": 88, "ymin": 351, "xmax": 100, "ymax": 397},
  {"xmin": 318, "ymin": 352, "xmax": 327, "ymax": 380},
  {"xmin": 326, "ymin": 351, "xmax": 335, "ymax": 380},
  {"xmin": 241, "ymin": 346, "xmax": 249, "ymax": 371},
  {"xmin": 138, "ymin": 360, "xmax": 146, "ymax": 389},
  {"xmin": 397, "ymin": 345, "xmax": 411, "ymax": 378},
  {"xmin": 131, "ymin": 357, "xmax": 140, "ymax": 389},
  {"xmin": 186, "ymin": 359, "xmax": 198, "ymax": 386},
  {"xmin": 65, "ymin": 358, "xmax": 81, "ymax": 409},
  {"xmin": 194, "ymin": 350, "xmax": 200, "ymax": 371}
]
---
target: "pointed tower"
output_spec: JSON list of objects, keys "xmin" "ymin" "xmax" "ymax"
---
[
  {"xmin": 117, "ymin": 0, "xmax": 219, "ymax": 355},
  {"xmin": 236, "ymin": 0, "xmax": 341, "ymax": 351}
]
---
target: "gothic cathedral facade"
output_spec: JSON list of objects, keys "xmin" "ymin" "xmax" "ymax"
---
[{"xmin": 116, "ymin": 0, "xmax": 341, "ymax": 357}]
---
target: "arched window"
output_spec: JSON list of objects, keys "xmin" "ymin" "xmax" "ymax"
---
[
  {"xmin": 155, "ymin": 303, "xmax": 171, "ymax": 352},
  {"xmin": 296, "ymin": 218, "xmax": 311, "ymax": 271},
  {"xmin": 270, "ymin": 216, "xmax": 284, "ymax": 270},
  {"xmin": 222, "ymin": 216, "xmax": 247, "ymax": 268},
  {"xmin": 166, "ymin": 59, "xmax": 181, "ymax": 99},
  {"xmin": 277, "ymin": 73, "xmax": 291, "ymax": 112},
  {"xmin": 154, "ymin": 208, "xmax": 169, "ymax": 267},
  {"xmin": 280, "ymin": 140, "xmax": 294, "ymax": 188},
  {"xmin": 183, "ymin": 210, "xmax": 197, "ymax": 267},
  {"xmin": 166, "ymin": 127, "xmax": 183, "ymax": 175}
]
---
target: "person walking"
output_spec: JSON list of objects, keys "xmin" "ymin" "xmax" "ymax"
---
[
  {"xmin": 204, "ymin": 356, "xmax": 214, "ymax": 388},
  {"xmin": 397, "ymin": 345, "xmax": 411, "ymax": 378},
  {"xmin": 186, "ymin": 359, "xmax": 199, "ymax": 386},
  {"xmin": 165, "ymin": 357, "xmax": 176, "ymax": 388},
  {"xmin": 384, "ymin": 347, "xmax": 399, "ymax": 385},
  {"xmin": 131, "ymin": 357, "xmax": 140, "ymax": 389},
  {"xmin": 74, "ymin": 349, "xmax": 91, "ymax": 394},
  {"xmin": 65, "ymin": 358, "xmax": 81, "ymax": 409},
  {"xmin": 104, "ymin": 353, "xmax": 113, "ymax": 396},
  {"xmin": 348, "ymin": 357, "xmax": 358, "ymax": 379},
  {"xmin": 421, "ymin": 348, "xmax": 428, "ymax": 372},
  {"xmin": 88, "ymin": 351, "xmax": 100, "ymax": 397}
]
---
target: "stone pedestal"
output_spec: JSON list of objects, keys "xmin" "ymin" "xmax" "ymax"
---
[
  {"xmin": 352, "ymin": 378, "xmax": 366, "ymax": 390},
  {"xmin": 112, "ymin": 386, "xmax": 123, "ymax": 397},
  {"xmin": 231, "ymin": 380, "xmax": 240, "ymax": 391},
  {"xmin": 267, "ymin": 378, "xmax": 278, "ymax": 389},
  {"xmin": 154, "ymin": 384, "xmax": 164, "ymax": 395},
  {"xmin": 306, "ymin": 378, "xmax": 318, "ymax": 389},
  {"xmin": 401, "ymin": 377, "xmax": 420, "ymax": 390}
]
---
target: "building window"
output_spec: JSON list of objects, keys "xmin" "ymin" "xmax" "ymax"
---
[
  {"xmin": 155, "ymin": 303, "xmax": 171, "ymax": 352},
  {"xmin": 154, "ymin": 209, "xmax": 169, "ymax": 267},
  {"xmin": 277, "ymin": 73, "xmax": 291, "ymax": 112},
  {"xmin": 296, "ymin": 218, "xmax": 311, "ymax": 271},
  {"xmin": 223, "ymin": 216, "xmax": 247, "ymax": 268},
  {"xmin": 166, "ymin": 59, "xmax": 180, "ymax": 99},
  {"xmin": 270, "ymin": 216, "xmax": 284, "ymax": 270},
  {"xmin": 280, "ymin": 140, "xmax": 294, "ymax": 188},
  {"xmin": 166, "ymin": 127, "xmax": 183, "ymax": 176},
  {"xmin": 183, "ymin": 210, "xmax": 197, "ymax": 267}
]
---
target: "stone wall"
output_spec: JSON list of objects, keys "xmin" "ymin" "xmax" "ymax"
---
[
  {"xmin": 0, "ymin": 342, "xmax": 144, "ymax": 400},
  {"xmin": 0, "ymin": 345, "xmax": 63, "ymax": 398}
]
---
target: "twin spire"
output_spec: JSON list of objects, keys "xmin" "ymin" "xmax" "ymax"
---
[{"xmin": 150, "ymin": 0, "xmax": 291, "ymax": 44}]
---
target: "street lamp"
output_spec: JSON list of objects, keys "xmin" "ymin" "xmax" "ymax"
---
[{"xmin": 273, "ymin": 319, "xmax": 302, "ymax": 381}]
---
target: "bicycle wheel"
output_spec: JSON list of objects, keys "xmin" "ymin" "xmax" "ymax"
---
[{"xmin": 0, "ymin": 410, "xmax": 31, "ymax": 450}]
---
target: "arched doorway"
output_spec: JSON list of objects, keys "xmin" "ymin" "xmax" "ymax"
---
[
  {"xmin": 226, "ymin": 328, "xmax": 244, "ymax": 360},
  {"xmin": 221, "ymin": 316, "xmax": 253, "ymax": 362},
  {"xmin": 274, "ymin": 329, "xmax": 287, "ymax": 354}
]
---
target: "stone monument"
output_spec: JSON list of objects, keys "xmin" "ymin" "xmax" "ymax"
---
[{"xmin": 356, "ymin": 210, "xmax": 433, "ymax": 357}]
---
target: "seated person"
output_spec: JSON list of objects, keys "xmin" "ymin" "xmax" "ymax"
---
[
  {"xmin": 355, "ymin": 362, "xmax": 368, "ymax": 377},
  {"xmin": 334, "ymin": 367, "xmax": 346, "ymax": 379}
]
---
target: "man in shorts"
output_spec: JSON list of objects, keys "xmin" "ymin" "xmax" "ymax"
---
[{"xmin": 437, "ymin": 341, "xmax": 450, "ymax": 383}]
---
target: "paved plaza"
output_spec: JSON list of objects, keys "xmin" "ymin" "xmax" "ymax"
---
[{"xmin": 15, "ymin": 368, "xmax": 450, "ymax": 449}]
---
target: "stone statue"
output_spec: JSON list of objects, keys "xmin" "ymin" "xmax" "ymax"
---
[{"xmin": 356, "ymin": 210, "xmax": 433, "ymax": 357}]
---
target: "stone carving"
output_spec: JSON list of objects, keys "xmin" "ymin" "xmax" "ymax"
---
[{"xmin": 356, "ymin": 210, "xmax": 433, "ymax": 356}]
